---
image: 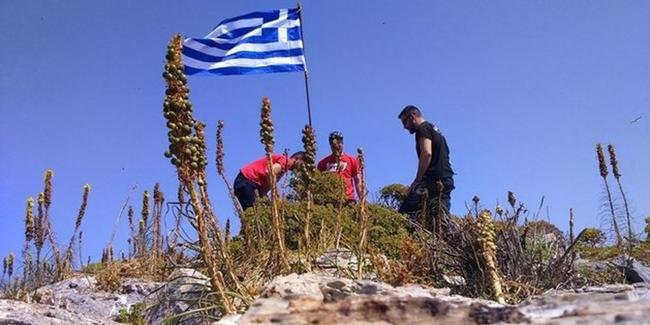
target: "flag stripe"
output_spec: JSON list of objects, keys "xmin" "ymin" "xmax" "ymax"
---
[
  {"xmin": 183, "ymin": 55, "xmax": 305, "ymax": 70},
  {"xmin": 205, "ymin": 18, "xmax": 262, "ymax": 39},
  {"xmin": 185, "ymin": 64, "xmax": 305, "ymax": 76},
  {"xmin": 183, "ymin": 46, "xmax": 304, "ymax": 63},
  {"xmin": 183, "ymin": 39, "xmax": 302, "ymax": 58}
]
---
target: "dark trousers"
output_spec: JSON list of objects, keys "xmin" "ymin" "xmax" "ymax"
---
[
  {"xmin": 398, "ymin": 177, "xmax": 454, "ymax": 224},
  {"xmin": 234, "ymin": 172, "xmax": 261, "ymax": 211}
]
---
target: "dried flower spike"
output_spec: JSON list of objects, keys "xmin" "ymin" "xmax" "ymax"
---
[
  {"xmin": 216, "ymin": 120, "xmax": 225, "ymax": 175},
  {"xmin": 607, "ymin": 144, "xmax": 621, "ymax": 179},
  {"xmin": 25, "ymin": 197, "xmax": 35, "ymax": 242},
  {"xmin": 507, "ymin": 191, "xmax": 516, "ymax": 209},
  {"xmin": 596, "ymin": 144, "xmax": 608, "ymax": 178}
]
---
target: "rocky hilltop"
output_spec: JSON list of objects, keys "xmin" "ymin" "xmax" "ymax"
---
[{"xmin": 2, "ymin": 270, "xmax": 650, "ymax": 324}]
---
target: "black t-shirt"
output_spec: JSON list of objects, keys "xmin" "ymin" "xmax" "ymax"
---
[{"xmin": 415, "ymin": 121, "xmax": 454, "ymax": 179}]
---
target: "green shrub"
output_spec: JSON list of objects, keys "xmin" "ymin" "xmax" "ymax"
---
[
  {"xmin": 242, "ymin": 201, "xmax": 408, "ymax": 259},
  {"xmin": 378, "ymin": 184, "xmax": 409, "ymax": 210},
  {"xmin": 288, "ymin": 171, "xmax": 346, "ymax": 205},
  {"xmin": 578, "ymin": 228, "xmax": 606, "ymax": 248},
  {"xmin": 115, "ymin": 302, "xmax": 145, "ymax": 324}
]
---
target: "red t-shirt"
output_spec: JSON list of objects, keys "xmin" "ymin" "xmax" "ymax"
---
[
  {"xmin": 240, "ymin": 154, "xmax": 290, "ymax": 194},
  {"xmin": 317, "ymin": 153, "xmax": 359, "ymax": 200}
]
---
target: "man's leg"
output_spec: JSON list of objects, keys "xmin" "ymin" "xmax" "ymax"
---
[
  {"xmin": 233, "ymin": 173, "xmax": 258, "ymax": 211},
  {"xmin": 441, "ymin": 177, "xmax": 454, "ymax": 212},
  {"xmin": 428, "ymin": 177, "xmax": 454, "ymax": 234},
  {"xmin": 428, "ymin": 178, "xmax": 454, "ymax": 213},
  {"xmin": 398, "ymin": 183, "xmax": 428, "ymax": 224}
]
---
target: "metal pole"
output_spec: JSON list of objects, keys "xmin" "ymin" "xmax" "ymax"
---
[{"xmin": 297, "ymin": 2, "xmax": 313, "ymax": 127}]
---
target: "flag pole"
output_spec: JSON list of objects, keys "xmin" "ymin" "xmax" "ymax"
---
[{"xmin": 297, "ymin": 2, "xmax": 313, "ymax": 127}]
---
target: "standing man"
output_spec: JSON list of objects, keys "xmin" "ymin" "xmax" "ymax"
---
[
  {"xmin": 397, "ymin": 105, "xmax": 455, "ymax": 218},
  {"xmin": 317, "ymin": 131, "xmax": 362, "ymax": 202},
  {"xmin": 234, "ymin": 151, "xmax": 305, "ymax": 210}
]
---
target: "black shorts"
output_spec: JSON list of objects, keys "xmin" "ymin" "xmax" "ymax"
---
[{"xmin": 233, "ymin": 172, "xmax": 261, "ymax": 211}]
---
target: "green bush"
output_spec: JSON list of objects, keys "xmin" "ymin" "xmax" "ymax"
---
[
  {"xmin": 378, "ymin": 184, "xmax": 409, "ymax": 210},
  {"xmin": 242, "ymin": 200, "xmax": 408, "ymax": 259},
  {"xmin": 115, "ymin": 302, "xmax": 145, "ymax": 324},
  {"xmin": 288, "ymin": 171, "xmax": 346, "ymax": 205},
  {"xmin": 578, "ymin": 228, "xmax": 606, "ymax": 248}
]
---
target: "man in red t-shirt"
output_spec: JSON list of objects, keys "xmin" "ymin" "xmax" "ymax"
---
[
  {"xmin": 317, "ymin": 131, "xmax": 361, "ymax": 201},
  {"xmin": 234, "ymin": 151, "xmax": 305, "ymax": 210}
]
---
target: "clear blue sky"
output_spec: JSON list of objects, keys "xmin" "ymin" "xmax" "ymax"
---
[{"xmin": 1, "ymin": 1, "xmax": 648, "ymax": 264}]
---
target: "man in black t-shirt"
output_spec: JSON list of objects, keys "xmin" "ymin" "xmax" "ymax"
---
[{"xmin": 397, "ymin": 105, "xmax": 455, "ymax": 223}]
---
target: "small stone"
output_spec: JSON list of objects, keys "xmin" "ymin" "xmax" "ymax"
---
[
  {"xmin": 615, "ymin": 314, "xmax": 631, "ymax": 322},
  {"xmin": 327, "ymin": 280, "xmax": 347, "ymax": 290}
]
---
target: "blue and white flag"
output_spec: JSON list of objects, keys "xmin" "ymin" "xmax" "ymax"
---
[{"xmin": 183, "ymin": 8, "xmax": 306, "ymax": 76}]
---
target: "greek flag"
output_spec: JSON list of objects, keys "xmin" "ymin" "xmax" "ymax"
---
[{"xmin": 183, "ymin": 8, "xmax": 306, "ymax": 76}]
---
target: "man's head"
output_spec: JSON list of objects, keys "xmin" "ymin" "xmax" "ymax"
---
[
  {"xmin": 328, "ymin": 131, "xmax": 344, "ymax": 155},
  {"xmin": 289, "ymin": 151, "xmax": 305, "ymax": 170},
  {"xmin": 398, "ymin": 105, "xmax": 424, "ymax": 134}
]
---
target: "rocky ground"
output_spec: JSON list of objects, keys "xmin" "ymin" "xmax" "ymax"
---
[{"xmin": 3, "ymin": 269, "xmax": 650, "ymax": 324}]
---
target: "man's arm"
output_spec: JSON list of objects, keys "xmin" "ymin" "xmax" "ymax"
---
[
  {"xmin": 354, "ymin": 173, "xmax": 363, "ymax": 200},
  {"xmin": 412, "ymin": 137, "xmax": 432, "ymax": 190},
  {"xmin": 271, "ymin": 163, "xmax": 283, "ymax": 179}
]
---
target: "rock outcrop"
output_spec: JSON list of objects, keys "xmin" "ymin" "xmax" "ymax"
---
[
  {"xmin": 0, "ymin": 274, "xmax": 162, "ymax": 324},
  {"xmin": 222, "ymin": 273, "xmax": 650, "ymax": 325},
  {"xmin": 4, "ymin": 272, "xmax": 650, "ymax": 324},
  {"xmin": 144, "ymin": 268, "xmax": 213, "ymax": 325}
]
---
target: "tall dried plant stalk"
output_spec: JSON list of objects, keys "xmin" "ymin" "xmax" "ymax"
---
[
  {"xmin": 569, "ymin": 208, "xmax": 575, "ymax": 244},
  {"xmin": 22, "ymin": 197, "xmax": 35, "ymax": 288},
  {"xmin": 34, "ymin": 192, "xmax": 45, "ymax": 265},
  {"xmin": 65, "ymin": 184, "xmax": 90, "ymax": 269},
  {"xmin": 596, "ymin": 144, "xmax": 622, "ymax": 246},
  {"xmin": 356, "ymin": 148, "xmax": 369, "ymax": 279},
  {"xmin": 301, "ymin": 125, "xmax": 317, "ymax": 259},
  {"xmin": 41, "ymin": 170, "xmax": 62, "ymax": 276},
  {"xmin": 225, "ymin": 219, "xmax": 231, "ymax": 247},
  {"xmin": 78, "ymin": 231, "xmax": 84, "ymax": 270},
  {"xmin": 141, "ymin": 190, "xmax": 150, "ymax": 250},
  {"xmin": 138, "ymin": 219, "xmax": 146, "ymax": 256},
  {"xmin": 25, "ymin": 198, "xmax": 35, "ymax": 243},
  {"xmin": 332, "ymin": 138, "xmax": 345, "ymax": 250},
  {"xmin": 162, "ymin": 34, "xmax": 238, "ymax": 313},
  {"xmin": 419, "ymin": 189, "xmax": 430, "ymax": 231},
  {"xmin": 608, "ymin": 144, "xmax": 633, "ymax": 242},
  {"xmin": 196, "ymin": 167, "xmax": 249, "ymax": 300},
  {"xmin": 260, "ymin": 97, "xmax": 289, "ymax": 271},
  {"xmin": 33, "ymin": 192, "xmax": 45, "ymax": 282},
  {"xmin": 2, "ymin": 256, "xmax": 7, "ymax": 284},
  {"xmin": 434, "ymin": 180, "xmax": 445, "ymax": 237},
  {"xmin": 216, "ymin": 120, "xmax": 250, "ymax": 250},
  {"xmin": 7, "ymin": 253, "xmax": 15, "ymax": 279},
  {"xmin": 153, "ymin": 183, "xmax": 164, "ymax": 263},
  {"xmin": 127, "ymin": 206, "xmax": 136, "ymax": 257},
  {"xmin": 477, "ymin": 210, "xmax": 505, "ymax": 304}
]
